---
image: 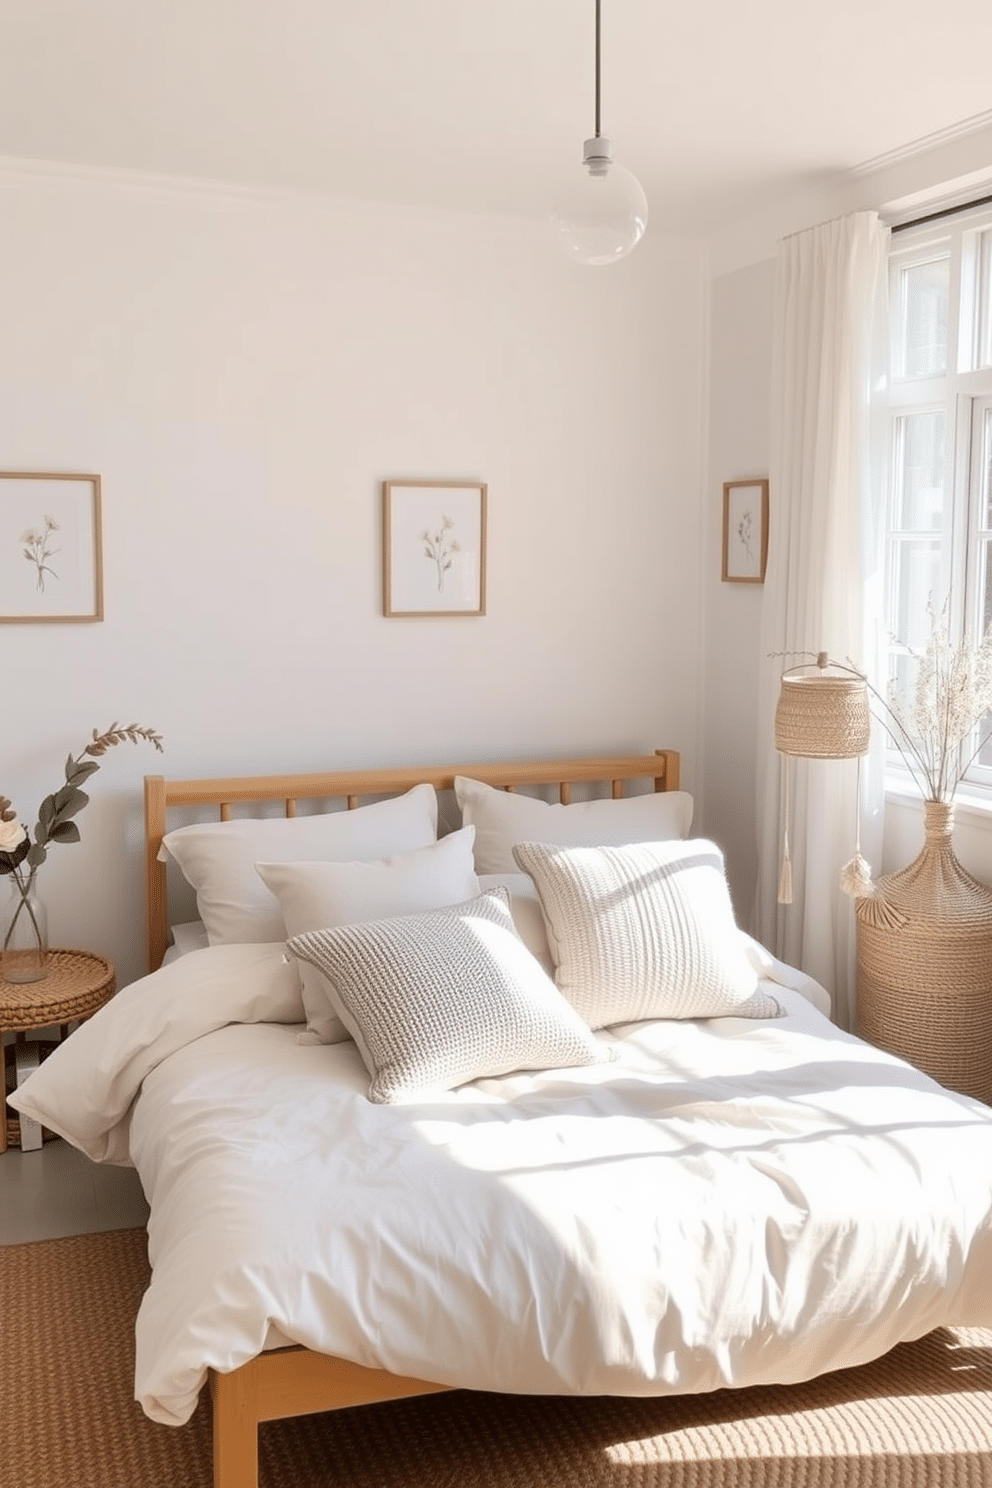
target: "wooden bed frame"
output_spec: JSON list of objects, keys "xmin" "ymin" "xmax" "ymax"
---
[{"xmin": 143, "ymin": 749, "xmax": 681, "ymax": 1488}]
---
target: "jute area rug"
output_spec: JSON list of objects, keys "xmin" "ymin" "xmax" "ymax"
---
[{"xmin": 3, "ymin": 1228, "xmax": 992, "ymax": 1488}]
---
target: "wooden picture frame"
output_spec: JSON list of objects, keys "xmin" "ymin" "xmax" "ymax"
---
[
  {"xmin": 0, "ymin": 472, "xmax": 104, "ymax": 622},
  {"xmin": 722, "ymin": 478, "xmax": 768, "ymax": 584},
  {"xmin": 382, "ymin": 479, "xmax": 487, "ymax": 617}
]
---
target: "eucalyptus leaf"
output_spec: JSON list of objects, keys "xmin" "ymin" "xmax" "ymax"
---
[
  {"xmin": 38, "ymin": 795, "xmax": 57, "ymax": 829},
  {"xmin": 68, "ymin": 760, "xmax": 100, "ymax": 785},
  {"xmin": 52, "ymin": 786, "xmax": 89, "ymax": 820},
  {"xmin": 49, "ymin": 821, "xmax": 81, "ymax": 845}
]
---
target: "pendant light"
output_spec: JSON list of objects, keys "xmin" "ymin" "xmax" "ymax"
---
[{"xmin": 551, "ymin": 0, "xmax": 648, "ymax": 266}]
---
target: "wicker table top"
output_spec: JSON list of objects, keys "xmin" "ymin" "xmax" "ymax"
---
[{"xmin": 0, "ymin": 949, "xmax": 116, "ymax": 1032}]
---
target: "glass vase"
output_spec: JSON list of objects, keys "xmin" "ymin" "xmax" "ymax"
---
[{"xmin": 1, "ymin": 874, "xmax": 49, "ymax": 983}]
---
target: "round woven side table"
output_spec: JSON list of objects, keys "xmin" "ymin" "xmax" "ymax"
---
[{"xmin": 1, "ymin": 948, "xmax": 116, "ymax": 1152}]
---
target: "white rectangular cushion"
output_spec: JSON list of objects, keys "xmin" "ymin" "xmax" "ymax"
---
[
  {"xmin": 455, "ymin": 774, "xmax": 693, "ymax": 875},
  {"xmin": 256, "ymin": 827, "xmax": 480, "ymax": 1044},
  {"xmin": 159, "ymin": 783, "xmax": 438, "ymax": 946}
]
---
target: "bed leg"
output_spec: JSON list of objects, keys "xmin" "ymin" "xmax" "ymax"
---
[{"xmin": 211, "ymin": 1366, "xmax": 259, "ymax": 1488}]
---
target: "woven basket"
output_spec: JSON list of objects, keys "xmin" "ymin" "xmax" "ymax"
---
[
  {"xmin": 856, "ymin": 800, "xmax": 992, "ymax": 1105},
  {"xmin": 774, "ymin": 669, "xmax": 871, "ymax": 760}
]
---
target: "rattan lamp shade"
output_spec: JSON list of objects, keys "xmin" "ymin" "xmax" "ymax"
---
[{"xmin": 775, "ymin": 658, "xmax": 870, "ymax": 760}]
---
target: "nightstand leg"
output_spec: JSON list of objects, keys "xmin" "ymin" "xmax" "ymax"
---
[{"xmin": 13, "ymin": 1041, "xmax": 42, "ymax": 1151}]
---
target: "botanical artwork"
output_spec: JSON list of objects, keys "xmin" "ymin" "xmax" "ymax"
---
[
  {"xmin": 735, "ymin": 507, "xmax": 757, "ymax": 568},
  {"xmin": 22, "ymin": 515, "xmax": 60, "ymax": 593},
  {"xmin": 421, "ymin": 514, "xmax": 460, "ymax": 593},
  {"xmin": 0, "ymin": 473, "xmax": 103, "ymax": 622},
  {"xmin": 384, "ymin": 481, "xmax": 487, "ymax": 616},
  {"xmin": 722, "ymin": 479, "xmax": 768, "ymax": 583}
]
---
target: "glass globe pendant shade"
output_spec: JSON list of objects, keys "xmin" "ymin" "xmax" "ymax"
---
[{"xmin": 552, "ymin": 137, "xmax": 648, "ymax": 267}]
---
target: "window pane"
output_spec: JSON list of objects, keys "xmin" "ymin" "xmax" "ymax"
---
[
  {"xmin": 980, "ymin": 230, "xmax": 992, "ymax": 370},
  {"xmin": 901, "ymin": 257, "xmax": 949, "ymax": 377},
  {"xmin": 893, "ymin": 411, "xmax": 944, "ymax": 530},
  {"xmin": 891, "ymin": 538, "xmax": 942, "ymax": 647},
  {"xmin": 965, "ymin": 530, "xmax": 992, "ymax": 770},
  {"xmin": 982, "ymin": 405, "xmax": 992, "ymax": 527}
]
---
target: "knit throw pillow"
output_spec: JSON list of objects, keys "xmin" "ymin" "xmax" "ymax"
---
[
  {"xmin": 287, "ymin": 887, "xmax": 609, "ymax": 1103},
  {"xmin": 512, "ymin": 839, "xmax": 781, "ymax": 1030}
]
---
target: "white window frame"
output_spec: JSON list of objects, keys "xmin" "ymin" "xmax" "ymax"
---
[{"xmin": 884, "ymin": 203, "xmax": 992, "ymax": 796}]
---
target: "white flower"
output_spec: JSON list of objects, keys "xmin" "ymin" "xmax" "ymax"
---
[{"xmin": 0, "ymin": 815, "xmax": 28, "ymax": 853}]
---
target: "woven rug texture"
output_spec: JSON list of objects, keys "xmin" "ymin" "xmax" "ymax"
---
[{"xmin": 3, "ymin": 1226, "xmax": 992, "ymax": 1488}]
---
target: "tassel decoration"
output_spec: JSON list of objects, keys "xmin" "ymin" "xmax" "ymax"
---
[
  {"xmin": 778, "ymin": 833, "xmax": 793, "ymax": 905},
  {"xmin": 778, "ymin": 756, "xmax": 793, "ymax": 904},
  {"xmin": 839, "ymin": 852, "xmax": 874, "ymax": 899}
]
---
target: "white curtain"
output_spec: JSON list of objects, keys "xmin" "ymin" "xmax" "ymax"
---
[{"xmin": 753, "ymin": 211, "xmax": 889, "ymax": 1031}]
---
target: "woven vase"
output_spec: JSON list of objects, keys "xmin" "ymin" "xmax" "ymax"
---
[{"xmin": 856, "ymin": 799, "xmax": 992, "ymax": 1104}]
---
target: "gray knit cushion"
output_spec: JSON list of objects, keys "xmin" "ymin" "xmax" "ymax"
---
[
  {"xmin": 287, "ymin": 887, "xmax": 608, "ymax": 1103},
  {"xmin": 512, "ymin": 839, "xmax": 781, "ymax": 1030}
]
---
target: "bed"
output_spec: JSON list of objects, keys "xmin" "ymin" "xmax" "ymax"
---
[{"xmin": 10, "ymin": 748, "xmax": 992, "ymax": 1488}]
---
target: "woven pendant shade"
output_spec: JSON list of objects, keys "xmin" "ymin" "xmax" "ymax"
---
[{"xmin": 775, "ymin": 655, "xmax": 870, "ymax": 760}]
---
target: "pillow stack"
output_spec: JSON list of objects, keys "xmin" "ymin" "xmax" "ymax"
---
[{"xmin": 160, "ymin": 768, "xmax": 777, "ymax": 1105}]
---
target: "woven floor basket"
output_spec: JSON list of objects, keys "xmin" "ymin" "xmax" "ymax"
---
[{"xmin": 857, "ymin": 801, "xmax": 992, "ymax": 1105}]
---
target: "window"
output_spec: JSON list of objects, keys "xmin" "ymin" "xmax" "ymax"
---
[{"xmin": 884, "ymin": 203, "xmax": 992, "ymax": 787}]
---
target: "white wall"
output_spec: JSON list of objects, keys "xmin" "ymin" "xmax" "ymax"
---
[{"xmin": 0, "ymin": 163, "xmax": 707, "ymax": 988}]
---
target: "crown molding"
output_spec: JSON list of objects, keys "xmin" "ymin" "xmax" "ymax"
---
[{"xmin": 849, "ymin": 108, "xmax": 992, "ymax": 180}]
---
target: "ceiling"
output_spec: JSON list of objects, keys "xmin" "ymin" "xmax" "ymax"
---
[{"xmin": 2, "ymin": 0, "xmax": 992, "ymax": 237}]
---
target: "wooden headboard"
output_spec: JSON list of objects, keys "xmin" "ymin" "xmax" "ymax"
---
[{"xmin": 144, "ymin": 748, "xmax": 681, "ymax": 973}]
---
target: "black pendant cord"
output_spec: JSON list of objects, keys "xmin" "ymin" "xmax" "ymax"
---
[{"xmin": 594, "ymin": 0, "xmax": 601, "ymax": 139}]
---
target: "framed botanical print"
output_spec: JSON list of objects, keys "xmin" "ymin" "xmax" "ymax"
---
[
  {"xmin": 722, "ymin": 478, "xmax": 768, "ymax": 584},
  {"xmin": 383, "ymin": 479, "xmax": 487, "ymax": 617},
  {"xmin": 0, "ymin": 472, "xmax": 104, "ymax": 622}
]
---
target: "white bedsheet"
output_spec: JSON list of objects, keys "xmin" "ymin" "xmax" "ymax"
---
[{"xmin": 11, "ymin": 941, "xmax": 992, "ymax": 1427}]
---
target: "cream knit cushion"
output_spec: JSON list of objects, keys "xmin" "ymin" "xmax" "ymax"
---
[
  {"xmin": 513, "ymin": 839, "xmax": 780, "ymax": 1029},
  {"xmin": 287, "ymin": 887, "xmax": 608, "ymax": 1103}
]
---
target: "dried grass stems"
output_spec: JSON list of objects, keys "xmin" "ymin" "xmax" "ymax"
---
[{"xmin": 867, "ymin": 605, "xmax": 992, "ymax": 804}]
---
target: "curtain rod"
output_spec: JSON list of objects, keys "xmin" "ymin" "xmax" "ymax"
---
[{"xmin": 891, "ymin": 191, "xmax": 992, "ymax": 234}]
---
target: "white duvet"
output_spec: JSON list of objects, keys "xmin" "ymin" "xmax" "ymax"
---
[{"xmin": 11, "ymin": 940, "xmax": 992, "ymax": 1427}]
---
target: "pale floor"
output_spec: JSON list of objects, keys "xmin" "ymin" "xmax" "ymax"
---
[{"xmin": 0, "ymin": 1134, "xmax": 150, "ymax": 1245}]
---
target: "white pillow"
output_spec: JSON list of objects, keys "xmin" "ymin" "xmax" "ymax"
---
[
  {"xmin": 477, "ymin": 872, "xmax": 553, "ymax": 974},
  {"xmin": 163, "ymin": 920, "xmax": 210, "ymax": 965},
  {"xmin": 159, "ymin": 783, "xmax": 438, "ymax": 946},
  {"xmin": 455, "ymin": 775, "xmax": 694, "ymax": 875},
  {"xmin": 286, "ymin": 888, "xmax": 609, "ymax": 1104},
  {"xmin": 256, "ymin": 827, "xmax": 480, "ymax": 1045},
  {"xmin": 512, "ymin": 839, "xmax": 781, "ymax": 1030}
]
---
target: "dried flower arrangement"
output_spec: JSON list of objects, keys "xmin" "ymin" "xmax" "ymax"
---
[
  {"xmin": 840, "ymin": 603, "xmax": 992, "ymax": 914},
  {"xmin": 874, "ymin": 602, "xmax": 992, "ymax": 804},
  {"xmin": 1, "ymin": 723, "xmax": 164, "ymax": 970}
]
